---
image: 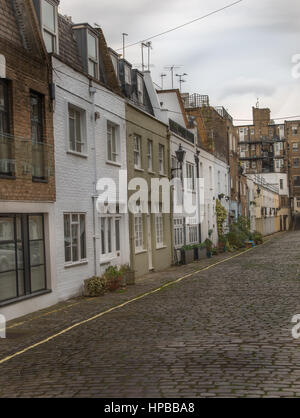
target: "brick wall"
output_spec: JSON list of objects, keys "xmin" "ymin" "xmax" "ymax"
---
[{"xmin": 0, "ymin": 0, "xmax": 55, "ymax": 202}]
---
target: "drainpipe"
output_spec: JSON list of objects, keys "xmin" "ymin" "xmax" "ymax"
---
[{"xmin": 89, "ymin": 83, "xmax": 98, "ymax": 277}]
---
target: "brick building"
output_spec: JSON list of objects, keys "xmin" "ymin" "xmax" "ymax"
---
[
  {"xmin": 285, "ymin": 120, "xmax": 300, "ymax": 214},
  {"xmin": 0, "ymin": 0, "xmax": 56, "ymax": 319}
]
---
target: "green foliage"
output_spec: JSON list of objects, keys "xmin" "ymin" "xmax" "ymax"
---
[
  {"xmin": 104, "ymin": 266, "xmax": 123, "ymax": 292},
  {"xmin": 86, "ymin": 276, "xmax": 107, "ymax": 297},
  {"xmin": 226, "ymin": 216, "xmax": 251, "ymax": 249},
  {"xmin": 119, "ymin": 264, "xmax": 133, "ymax": 274},
  {"xmin": 204, "ymin": 239, "xmax": 213, "ymax": 251},
  {"xmin": 253, "ymin": 231, "xmax": 263, "ymax": 245},
  {"xmin": 216, "ymin": 200, "xmax": 227, "ymax": 237}
]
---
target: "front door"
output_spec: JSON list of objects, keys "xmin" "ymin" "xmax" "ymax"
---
[{"xmin": 147, "ymin": 215, "xmax": 153, "ymax": 271}]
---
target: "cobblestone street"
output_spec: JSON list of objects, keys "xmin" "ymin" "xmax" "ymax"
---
[{"xmin": 1, "ymin": 231, "xmax": 300, "ymax": 398}]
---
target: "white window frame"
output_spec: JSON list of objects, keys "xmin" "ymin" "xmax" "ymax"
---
[
  {"xmin": 64, "ymin": 213, "xmax": 87, "ymax": 265},
  {"xmin": 188, "ymin": 224, "xmax": 198, "ymax": 245},
  {"xmin": 159, "ymin": 144, "xmax": 165, "ymax": 175},
  {"xmin": 293, "ymin": 142, "xmax": 299, "ymax": 152},
  {"xmin": 174, "ymin": 217, "xmax": 184, "ymax": 248},
  {"xmin": 100, "ymin": 215, "xmax": 121, "ymax": 261},
  {"xmin": 155, "ymin": 213, "xmax": 164, "ymax": 248},
  {"xmin": 107, "ymin": 122, "xmax": 119, "ymax": 163},
  {"xmin": 134, "ymin": 134, "xmax": 142, "ymax": 169},
  {"xmin": 147, "ymin": 139, "xmax": 153, "ymax": 172},
  {"xmin": 41, "ymin": 0, "xmax": 58, "ymax": 53},
  {"xmin": 87, "ymin": 32, "xmax": 99, "ymax": 78},
  {"xmin": 134, "ymin": 214, "xmax": 144, "ymax": 252},
  {"xmin": 68, "ymin": 104, "xmax": 86, "ymax": 154},
  {"xmin": 186, "ymin": 162, "xmax": 195, "ymax": 191}
]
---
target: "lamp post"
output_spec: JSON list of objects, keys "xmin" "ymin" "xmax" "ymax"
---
[{"xmin": 171, "ymin": 144, "xmax": 186, "ymax": 180}]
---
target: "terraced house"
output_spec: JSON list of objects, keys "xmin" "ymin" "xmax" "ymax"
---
[
  {"xmin": 0, "ymin": 0, "xmax": 56, "ymax": 320},
  {"xmin": 108, "ymin": 53, "xmax": 173, "ymax": 277},
  {"xmin": 31, "ymin": 0, "xmax": 130, "ymax": 301}
]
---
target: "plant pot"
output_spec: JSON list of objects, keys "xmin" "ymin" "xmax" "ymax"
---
[
  {"xmin": 194, "ymin": 247, "xmax": 199, "ymax": 261},
  {"xmin": 198, "ymin": 248, "xmax": 207, "ymax": 260},
  {"xmin": 124, "ymin": 271, "xmax": 135, "ymax": 286},
  {"xmin": 181, "ymin": 248, "xmax": 195, "ymax": 265},
  {"xmin": 206, "ymin": 251, "xmax": 212, "ymax": 259}
]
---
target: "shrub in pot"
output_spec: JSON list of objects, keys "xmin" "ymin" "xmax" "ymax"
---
[
  {"xmin": 119, "ymin": 264, "xmax": 135, "ymax": 286},
  {"xmin": 181, "ymin": 245, "xmax": 195, "ymax": 265},
  {"xmin": 104, "ymin": 266, "xmax": 122, "ymax": 292},
  {"xmin": 84, "ymin": 276, "xmax": 107, "ymax": 297},
  {"xmin": 204, "ymin": 239, "xmax": 213, "ymax": 258}
]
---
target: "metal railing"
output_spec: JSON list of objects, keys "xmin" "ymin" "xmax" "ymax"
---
[
  {"xmin": 182, "ymin": 93, "xmax": 209, "ymax": 109},
  {"xmin": 0, "ymin": 133, "xmax": 54, "ymax": 180},
  {"xmin": 169, "ymin": 119, "xmax": 195, "ymax": 144},
  {"xmin": 214, "ymin": 106, "xmax": 233, "ymax": 123}
]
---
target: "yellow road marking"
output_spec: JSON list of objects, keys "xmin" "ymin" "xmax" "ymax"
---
[{"xmin": 0, "ymin": 238, "xmax": 272, "ymax": 366}]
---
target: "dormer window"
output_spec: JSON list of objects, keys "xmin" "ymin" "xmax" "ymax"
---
[
  {"xmin": 87, "ymin": 32, "xmax": 98, "ymax": 78},
  {"xmin": 124, "ymin": 65, "xmax": 131, "ymax": 85},
  {"xmin": 41, "ymin": 0, "xmax": 58, "ymax": 53},
  {"xmin": 137, "ymin": 76, "xmax": 144, "ymax": 104},
  {"xmin": 109, "ymin": 50, "xmax": 119, "ymax": 77}
]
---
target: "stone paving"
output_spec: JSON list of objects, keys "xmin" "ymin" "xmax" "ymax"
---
[{"xmin": 1, "ymin": 231, "xmax": 300, "ymax": 398}]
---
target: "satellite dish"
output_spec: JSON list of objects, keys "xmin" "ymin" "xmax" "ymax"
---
[{"xmin": 0, "ymin": 55, "xmax": 6, "ymax": 78}]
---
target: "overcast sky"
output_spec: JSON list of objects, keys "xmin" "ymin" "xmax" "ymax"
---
[{"xmin": 59, "ymin": 0, "xmax": 300, "ymax": 124}]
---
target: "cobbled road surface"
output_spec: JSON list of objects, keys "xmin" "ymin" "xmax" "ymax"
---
[{"xmin": 1, "ymin": 231, "xmax": 300, "ymax": 398}]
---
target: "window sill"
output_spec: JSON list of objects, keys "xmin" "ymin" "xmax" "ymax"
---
[
  {"xmin": 0, "ymin": 289, "xmax": 52, "ymax": 308},
  {"xmin": 64, "ymin": 260, "xmax": 88, "ymax": 269},
  {"xmin": 148, "ymin": 170, "xmax": 156, "ymax": 175},
  {"xmin": 0, "ymin": 174, "xmax": 16, "ymax": 180},
  {"xmin": 156, "ymin": 245, "xmax": 167, "ymax": 250},
  {"xmin": 100, "ymin": 254, "xmax": 120, "ymax": 265},
  {"xmin": 135, "ymin": 249, "xmax": 147, "ymax": 255},
  {"xmin": 32, "ymin": 177, "xmax": 48, "ymax": 183},
  {"xmin": 106, "ymin": 160, "xmax": 122, "ymax": 168},
  {"xmin": 134, "ymin": 167, "xmax": 144, "ymax": 173},
  {"xmin": 67, "ymin": 150, "xmax": 88, "ymax": 159}
]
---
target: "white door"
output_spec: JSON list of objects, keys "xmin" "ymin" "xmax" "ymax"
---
[{"xmin": 147, "ymin": 215, "xmax": 153, "ymax": 270}]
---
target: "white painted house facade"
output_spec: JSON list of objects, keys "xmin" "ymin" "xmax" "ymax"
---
[{"xmin": 51, "ymin": 17, "xmax": 130, "ymax": 301}]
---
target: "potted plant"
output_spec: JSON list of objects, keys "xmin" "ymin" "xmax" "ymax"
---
[
  {"xmin": 104, "ymin": 266, "xmax": 122, "ymax": 292},
  {"xmin": 204, "ymin": 239, "xmax": 213, "ymax": 258},
  {"xmin": 218, "ymin": 234, "xmax": 227, "ymax": 253},
  {"xmin": 197, "ymin": 243, "xmax": 207, "ymax": 260},
  {"xmin": 119, "ymin": 264, "xmax": 135, "ymax": 286},
  {"xmin": 84, "ymin": 276, "xmax": 107, "ymax": 297},
  {"xmin": 181, "ymin": 245, "xmax": 195, "ymax": 265}
]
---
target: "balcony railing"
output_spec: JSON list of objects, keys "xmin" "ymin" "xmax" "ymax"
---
[
  {"xmin": 182, "ymin": 93, "xmax": 209, "ymax": 109},
  {"xmin": 214, "ymin": 106, "xmax": 233, "ymax": 124},
  {"xmin": 0, "ymin": 134, "xmax": 15, "ymax": 176},
  {"xmin": 0, "ymin": 133, "xmax": 53, "ymax": 181},
  {"xmin": 169, "ymin": 119, "xmax": 195, "ymax": 144}
]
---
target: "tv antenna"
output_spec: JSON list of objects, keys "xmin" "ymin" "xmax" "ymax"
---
[
  {"xmin": 164, "ymin": 65, "xmax": 181, "ymax": 89},
  {"xmin": 176, "ymin": 72, "xmax": 188, "ymax": 92}
]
